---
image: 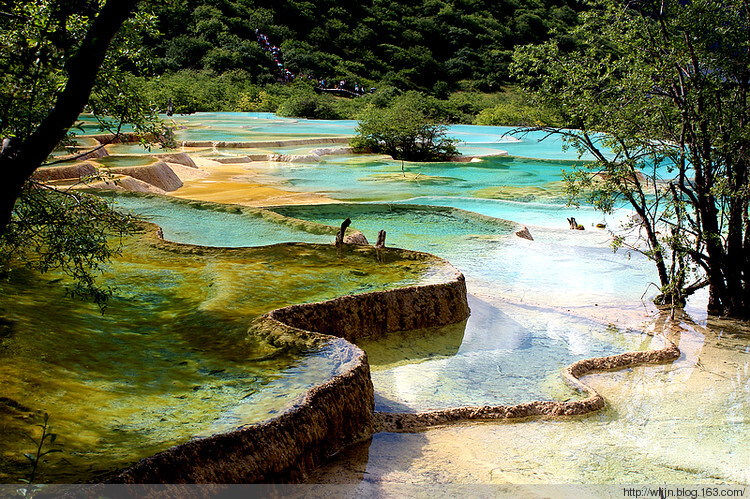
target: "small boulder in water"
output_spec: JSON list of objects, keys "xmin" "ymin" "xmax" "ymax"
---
[
  {"xmin": 515, "ymin": 227, "xmax": 534, "ymax": 241},
  {"xmin": 345, "ymin": 232, "xmax": 369, "ymax": 245}
]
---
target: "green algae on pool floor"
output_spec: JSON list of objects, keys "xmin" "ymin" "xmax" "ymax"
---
[
  {"xmin": 94, "ymin": 155, "xmax": 159, "ymax": 168},
  {"xmin": 0, "ymin": 225, "xmax": 450, "ymax": 483}
]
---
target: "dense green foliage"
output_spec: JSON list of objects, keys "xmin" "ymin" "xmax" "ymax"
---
[
  {"xmin": 513, "ymin": 0, "xmax": 750, "ymax": 317},
  {"xmin": 2, "ymin": 182, "xmax": 138, "ymax": 307},
  {"xmin": 142, "ymin": 0, "xmax": 583, "ymax": 95},
  {"xmin": 0, "ymin": 0, "xmax": 162, "ymax": 306},
  {"xmin": 474, "ymin": 91, "xmax": 562, "ymax": 126},
  {"xmin": 351, "ymin": 93, "xmax": 459, "ymax": 161},
  {"xmin": 136, "ymin": 69, "xmax": 552, "ymax": 125},
  {"xmin": 0, "ymin": 1, "xmax": 165, "ymax": 144}
]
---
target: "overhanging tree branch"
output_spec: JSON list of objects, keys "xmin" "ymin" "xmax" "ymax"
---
[{"xmin": 0, "ymin": 0, "xmax": 141, "ymax": 235}]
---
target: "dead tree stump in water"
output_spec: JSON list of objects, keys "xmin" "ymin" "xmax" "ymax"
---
[
  {"xmin": 375, "ymin": 230, "xmax": 387, "ymax": 262},
  {"xmin": 375, "ymin": 230, "xmax": 386, "ymax": 248},
  {"xmin": 336, "ymin": 218, "xmax": 352, "ymax": 246},
  {"xmin": 567, "ymin": 217, "xmax": 585, "ymax": 230}
]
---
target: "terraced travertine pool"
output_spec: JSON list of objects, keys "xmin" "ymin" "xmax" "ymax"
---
[
  {"xmin": 2, "ymin": 112, "xmax": 747, "ymax": 486},
  {"xmin": 0, "ymin": 212, "xmax": 454, "ymax": 482}
]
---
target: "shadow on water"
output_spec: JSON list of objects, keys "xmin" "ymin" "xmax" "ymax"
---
[
  {"xmin": 354, "ymin": 320, "xmax": 467, "ymax": 368},
  {"xmin": 356, "ymin": 295, "xmax": 533, "ymax": 377},
  {"xmin": 458, "ymin": 295, "xmax": 532, "ymax": 353}
]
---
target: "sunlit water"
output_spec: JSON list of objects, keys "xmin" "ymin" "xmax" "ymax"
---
[
  {"xmin": 0, "ymin": 211, "xmax": 445, "ymax": 482},
  {"xmin": 3, "ymin": 112, "xmax": 746, "ymax": 485},
  {"xmin": 93, "ymin": 196, "xmax": 658, "ymax": 415}
]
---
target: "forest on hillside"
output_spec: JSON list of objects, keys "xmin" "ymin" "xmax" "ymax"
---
[{"xmin": 138, "ymin": 0, "xmax": 583, "ymax": 105}]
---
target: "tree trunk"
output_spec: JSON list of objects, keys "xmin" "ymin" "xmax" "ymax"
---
[
  {"xmin": 335, "ymin": 218, "xmax": 352, "ymax": 246},
  {"xmin": 0, "ymin": 0, "xmax": 141, "ymax": 235},
  {"xmin": 702, "ymin": 211, "xmax": 730, "ymax": 315},
  {"xmin": 726, "ymin": 184, "xmax": 748, "ymax": 315}
]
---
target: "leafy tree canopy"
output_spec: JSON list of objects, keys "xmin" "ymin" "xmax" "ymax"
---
[
  {"xmin": 144, "ymin": 0, "xmax": 585, "ymax": 93},
  {"xmin": 0, "ymin": 0, "xmax": 169, "ymax": 307},
  {"xmin": 512, "ymin": 0, "xmax": 750, "ymax": 317},
  {"xmin": 351, "ymin": 92, "xmax": 459, "ymax": 161}
]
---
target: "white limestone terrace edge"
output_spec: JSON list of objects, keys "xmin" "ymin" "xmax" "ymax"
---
[{"xmin": 84, "ymin": 131, "xmax": 508, "ymax": 163}]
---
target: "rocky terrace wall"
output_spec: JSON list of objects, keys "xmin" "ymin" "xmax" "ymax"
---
[
  {"xmin": 103, "ymin": 233, "xmax": 470, "ymax": 484},
  {"xmin": 106, "ymin": 337, "xmax": 375, "ymax": 484},
  {"xmin": 267, "ymin": 275, "xmax": 470, "ymax": 342},
  {"xmin": 96, "ymin": 225, "xmax": 680, "ymax": 484},
  {"xmin": 31, "ymin": 162, "xmax": 97, "ymax": 182}
]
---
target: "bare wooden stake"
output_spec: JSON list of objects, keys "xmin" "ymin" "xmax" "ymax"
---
[
  {"xmin": 336, "ymin": 218, "xmax": 352, "ymax": 245},
  {"xmin": 375, "ymin": 230, "xmax": 386, "ymax": 248}
]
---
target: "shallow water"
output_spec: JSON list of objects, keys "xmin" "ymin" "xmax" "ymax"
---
[
  {"xmin": 106, "ymin": 194, "xmax": 336, "ymax": 247},
  {"xmin": 7, "ymin": 112, "xmax": 747, "ymax": 485},
  {"xmin": 99, "ymin": 193, "xmax": 662, "ymax": 416},
  {"xmin": 91, "ymin": 112, "xmax": 598, "ymax": 161},
  {"xmin": 0, "ymin": 213, "xmax": 445, "ymax": 483},
  {"xmin": 267, "ymin": 203, "xmax": 655, "ymax": 312},
  {"xmin": 264, "ymin": 203, "xmax": 658, "ymax": 411},
  {"xmin": 360, "ymin": 295, "xmax": 647, "ymax": 412},
  {"xmin": 308, "ymin": 314, "xmax": 750, "ymax": 486}
]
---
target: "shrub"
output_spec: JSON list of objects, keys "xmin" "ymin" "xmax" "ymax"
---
[{"xmin": 352, "ymin": 101, "xmax": 459, "ymax": 161}]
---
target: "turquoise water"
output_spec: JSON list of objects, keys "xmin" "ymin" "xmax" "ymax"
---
[
  {"xmin": 391, "ymin": 196, "xmax": 625, "ymax": 229},
  {"xmin": 263, "ymin": 202, "xmax": 655, "ymax": 411},
  {"xmin": 87, "ymin": 114, "xmax": 661, "ymax": 411},
  {"xmin": 105, "ymin": 143, "xmax": 190, "ymax": 155},
  {"xmin": 164, "ymin": 113, "xmax": 600, "ymax": 160},
  {"xmin": 171, "ymin": 113, "xmax": 356, "ymax": 142},
  {"xmin": 104, "ymin": 194, "xmax": 335, "ymax": 247},
  {"xmin": 250, "ymin": 154, "xmax": 630, "ymax": 229},
  {"xmin": 251, "ymin": 155, "xmax": 569, "ymax": 200},
  {"xmin": 89, "ymin": 114, "xmax": 663, "ymax": 412},
  {"xmin": 110, "ymin": 192, "xmax": 655, "ymax": 412},
  {"xmin": 86, "ymin": 112, "xmax": 597, "ymax": 161}
]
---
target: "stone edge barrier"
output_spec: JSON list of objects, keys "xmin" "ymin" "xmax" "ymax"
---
[
  {"xmin": 100, "ymin": 228, "xmax": 470, "ymax": 484},
  {"xmin": 376, "ymin": 331, "xmax": 680, "ymax": 432},
  {"xmin": 89, "ymin": 213, "xmax": 680, "ymax": 483}
]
